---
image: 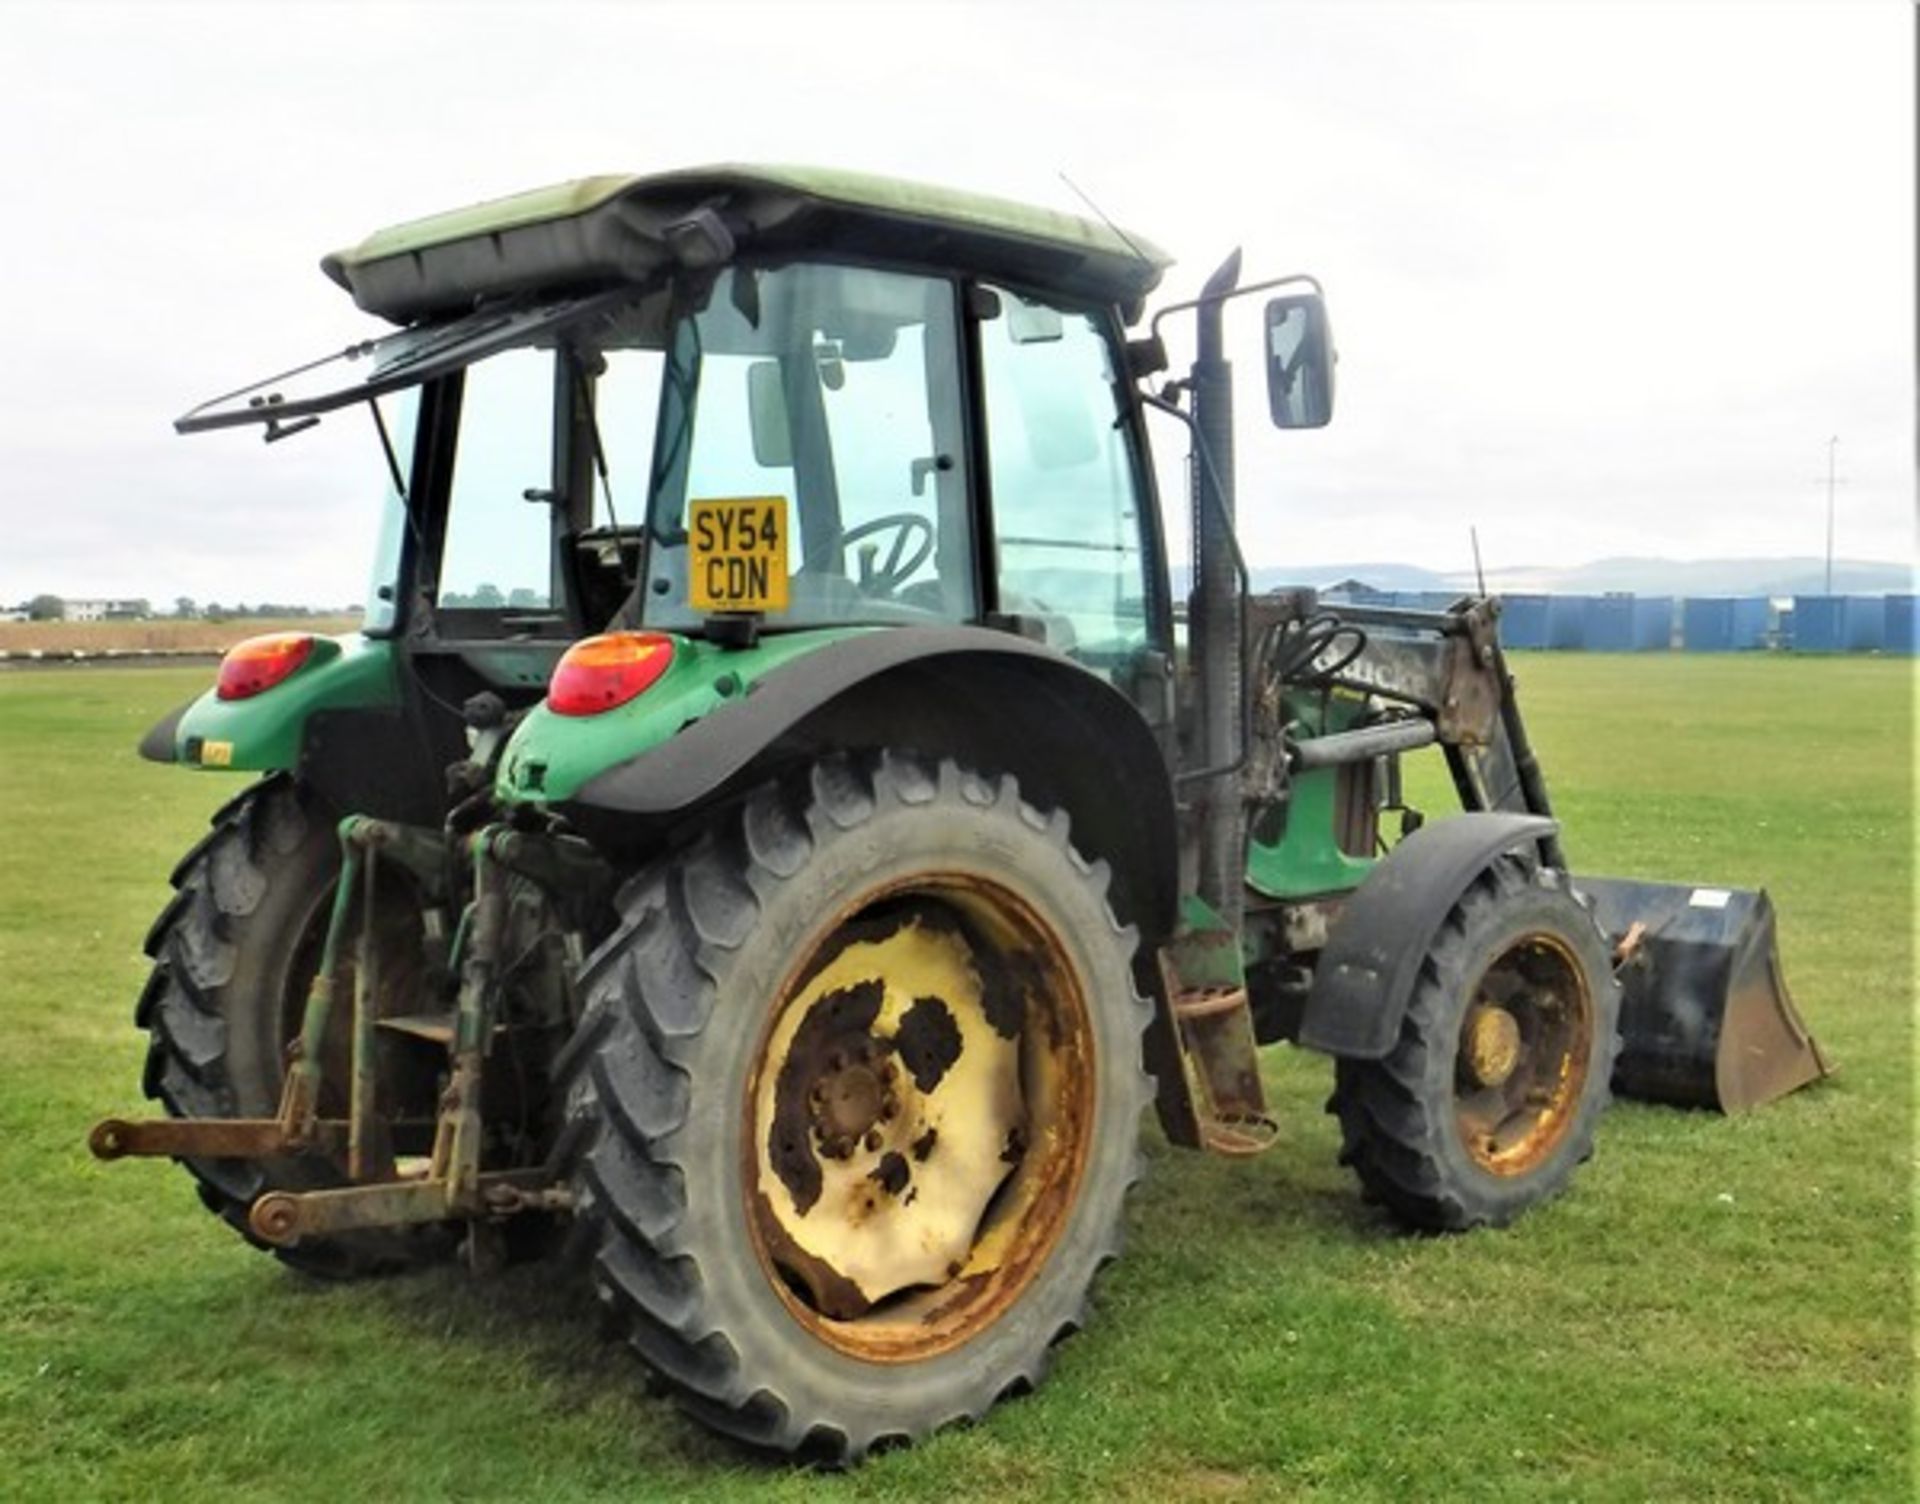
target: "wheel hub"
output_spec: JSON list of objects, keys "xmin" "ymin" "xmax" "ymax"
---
[
  {"xmin": 1461, "ymin": 1003, "xmax": 1523, "ymax": 1089},
  {"xmin": 1453, "ymin": 934, "xmax": 1596, "ymax": 1175},
  {"xmin": 809, "ymin": 1045, "xmax": 898, "ymax": 1158}
]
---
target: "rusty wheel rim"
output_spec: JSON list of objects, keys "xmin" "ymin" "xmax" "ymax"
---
[
  {"xmin": 1452, "ymin": 931, "xmax": 1594, "ymax": 1175},
  {"xmin": 743, "ymin": 878, "xmax": 1095, "ymax": 1363}
]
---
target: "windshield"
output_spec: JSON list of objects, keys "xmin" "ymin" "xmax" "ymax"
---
[{"xmin": 630, "ymin": 262, "xmax": 977, "ymax": 631}]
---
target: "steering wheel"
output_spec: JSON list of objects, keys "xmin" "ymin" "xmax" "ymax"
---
[{"xmin": 840, "ymin": 513, "xmax": 935, "ymax": 595}]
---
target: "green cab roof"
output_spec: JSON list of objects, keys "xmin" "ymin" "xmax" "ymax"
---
[{"xmin": 321, "ymin": 163, "xmax": 1172, "ymax": 325}]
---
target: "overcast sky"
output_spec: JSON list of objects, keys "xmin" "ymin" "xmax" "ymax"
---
[{"xmin": 0, "ymin": 0, "xmax": 1911, "ymax": 607}]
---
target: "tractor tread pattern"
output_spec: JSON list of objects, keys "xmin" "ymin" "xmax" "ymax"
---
[{"xmin": 559, "ymin": 751, "xmax": 1150, "ymax": 1462}]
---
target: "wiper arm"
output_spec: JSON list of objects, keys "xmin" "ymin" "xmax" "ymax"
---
[{"xmin": 367, "ymin": 398, "xmax": 427, "ymax": 558}]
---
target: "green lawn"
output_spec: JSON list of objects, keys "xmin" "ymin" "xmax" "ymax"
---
[{"xmin": 0, "ymin": 657, "xmax": 1909, "ymax": 1501}]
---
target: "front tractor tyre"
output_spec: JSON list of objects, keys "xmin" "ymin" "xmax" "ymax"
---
[
  {"xmin": 560, "ymin": 752, "xmax": 1152, "ymax": 1461},
  {"xmin": 136, "ymin": 776, "xmax": 447, "ymax": 1276},
  {"xmin": 1329, "ymin": 857, "xmax": 1621, "ymax": 1232}
]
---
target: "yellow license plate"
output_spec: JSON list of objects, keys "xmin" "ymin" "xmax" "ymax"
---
[{"xmin": 689, "ymin": 496, "xmax": 790, "ymax": 613}]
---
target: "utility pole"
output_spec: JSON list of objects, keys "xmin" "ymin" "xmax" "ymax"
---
[{"xmin": 1817, "ymin": 436, "xmax": 1850, "ymax": 595}]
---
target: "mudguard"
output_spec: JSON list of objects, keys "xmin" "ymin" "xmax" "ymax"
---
[
  {"xmin": 1298, "ymin": 813, "xmax": 1559, "ymax": 1059},
  {"xmin": 560, "ymin": 625, "xmax": 1181, "ymax": 938},
  {"xmin": 134, "ymin": 635, "xmax": 401, "ymax": 772}
]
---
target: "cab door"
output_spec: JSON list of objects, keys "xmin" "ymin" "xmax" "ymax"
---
[{"xmin": 972, "ymin": 284, "xmax": 1172, "ymax": 721}]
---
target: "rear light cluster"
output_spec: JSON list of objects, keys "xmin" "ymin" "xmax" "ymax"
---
[
  {"xmin": 216, "ymin": 633, "xmax": 316, "ymax": 701},
  {"xmin": 548, "ymin": 632, "xmax": 675, "ymax": 716}
]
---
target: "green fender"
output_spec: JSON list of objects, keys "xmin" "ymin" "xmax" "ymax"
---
[{"xmin": 139, "ymin": 634, "xmax": 400, "ymax": 771}]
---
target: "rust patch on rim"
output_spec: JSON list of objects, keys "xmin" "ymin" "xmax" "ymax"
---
[
  {"xmin": 741, "ymin": 873, "xmax": 1096, "ymax": 1365},
  {"xmin": 1453, "ymin": 930, "xmax": 1595, "ymax": 1176}
]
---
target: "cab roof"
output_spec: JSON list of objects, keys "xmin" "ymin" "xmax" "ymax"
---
[{"xmin": 321, "ymin": 164, "xmax": 1172, "ymax": 325}]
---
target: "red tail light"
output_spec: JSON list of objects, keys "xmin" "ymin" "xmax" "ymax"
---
[
  {"xmin": 548, "ymin": 632, "xmax": 675, "ymax": 716},
  {"xmin": 216, "ymin": 633, "xmax": 316, "ymax": 701}
]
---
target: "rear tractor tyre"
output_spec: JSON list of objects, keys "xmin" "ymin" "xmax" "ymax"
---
[
  {"xmin": 1328, "ymin": 857, "xmax": 1620, "ymax": 1232},
  {"xmin": 136, "ymin": 776, "xmax": 449, "ymax": 1277},
  {"xmin": 560, "ymin": 752, "xmax": 1153, "ymax": 1461}
]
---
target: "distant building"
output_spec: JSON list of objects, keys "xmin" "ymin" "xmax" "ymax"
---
[
  {"xmin": 62, "ymin": 599, "xmax": 148, "ymax": 622},
  {"xmin": 1320, "ymin": 577, "xmax": 1391, "ymax": 604},
  {"xmin": 0, "ymin": 609, "xmax": 27, "ymax": 624}
]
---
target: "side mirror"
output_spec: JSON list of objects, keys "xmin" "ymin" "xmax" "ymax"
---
[
  {"xmin": 1265, "ymin": 293, "xmax": 1336, "ymax": 429},
  {"xmin": 746, "ymin": 360, "xmax": 792, "ymax": 466}
]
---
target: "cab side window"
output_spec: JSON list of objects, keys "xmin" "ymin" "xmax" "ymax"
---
[
  {"xmin": 977, "ymin": 288, "xmax": 1153, "ymax": 679},
  {"xmin": 438, "ymin": 348, "xmax": 557, "ymax": 612}
]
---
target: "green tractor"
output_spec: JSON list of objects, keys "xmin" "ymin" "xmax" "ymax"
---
[{"xmin": 93, "ymin": 166, "xmax": 1830, "ymax": 1460}]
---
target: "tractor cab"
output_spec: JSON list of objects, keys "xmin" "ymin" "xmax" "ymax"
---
[{"xmin": 175, "ymin": 170, "xmax": 1187, "ymax": 806}]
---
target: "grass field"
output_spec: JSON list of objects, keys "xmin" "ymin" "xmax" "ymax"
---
[{"xmin": 0, "ymin": 656, "xmax": 1909, "ymax": 1501}]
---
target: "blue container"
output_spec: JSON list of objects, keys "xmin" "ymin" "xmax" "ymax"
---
[
  {"xmin": 1841, "ymin": 597, "xmax": 1886, "ymax": 651},
  {"xmin": 1792, "ymin": 596, "xmax": 1842, "ymax": 652},
  {"xmin": 1730, "ymin": 596, "xmax": 1770, "ymax": 649},
  {"xmin": 1631, "ymin": 596, "xmax": 1674, "ymax": 650},
  {"xmin": 1499, "ymin": 593, "xmax": 1549, "ymax": 648},
  {"xmin": 1586, "ymin": 595, "xmax": 1636, "ymax": 651},
  {"xmin": 1886, "ymin": 595, "xmax": 1917, "ymax": 654},
  {"xmin": 1681, "ymin": 598, "xmax": 1734, "ymax": 652},
  {"xmin": 1545, "ymin": 595, "xmax": 1589, "ymax": 649}
]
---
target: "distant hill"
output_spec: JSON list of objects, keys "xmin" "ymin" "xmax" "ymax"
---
[
  {"xmin": 1174, "ymin": 561, "xmax": 1459, "ymax": 594},
  {"xmin": 1497, "ymin": 556, "xmax": 1915, "ymax": 597},
  {"xmin": 1176, "ymin": 556, "xmax": 1913, "ymax": 597}
]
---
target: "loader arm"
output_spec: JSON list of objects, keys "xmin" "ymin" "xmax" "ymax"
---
[
  {"xmin": 1241, "ymin": 591, "xmax": 1829, "ymax": 1112},
  {"xmin": 1251, "ymin": 594, "xmax": 1563, "ymax": 856}
]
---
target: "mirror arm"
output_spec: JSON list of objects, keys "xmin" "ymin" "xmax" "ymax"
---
[{"xmin": 1148, "ymin": 271, "xmax": 1324, "ymax": 346}]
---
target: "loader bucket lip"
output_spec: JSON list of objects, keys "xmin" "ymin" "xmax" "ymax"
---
[{"xmin": 1573, "ymin": 875, "xmax": 1833, "ymax": 1113}]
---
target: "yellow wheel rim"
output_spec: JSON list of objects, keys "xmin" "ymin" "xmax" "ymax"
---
[
  {"xmin": 744, "ymin": 885, "xmax": 1093, "ymax": 1363},
  {"xmin": 1453, "ymin": 932, "xmax": 1595, "ymax": 1176}
]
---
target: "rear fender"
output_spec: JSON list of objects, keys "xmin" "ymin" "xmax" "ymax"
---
[
  {"xmin": 558, "ymin": 627, "xmax": 1179, "ymax": 941},
  {"xmin": 138, "ymin": 635, "xmax": 401, "ymax": 773},
  {"xmin": 1298, "ymin": 813, "xmax": 1559, "ymax": 1059}
]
